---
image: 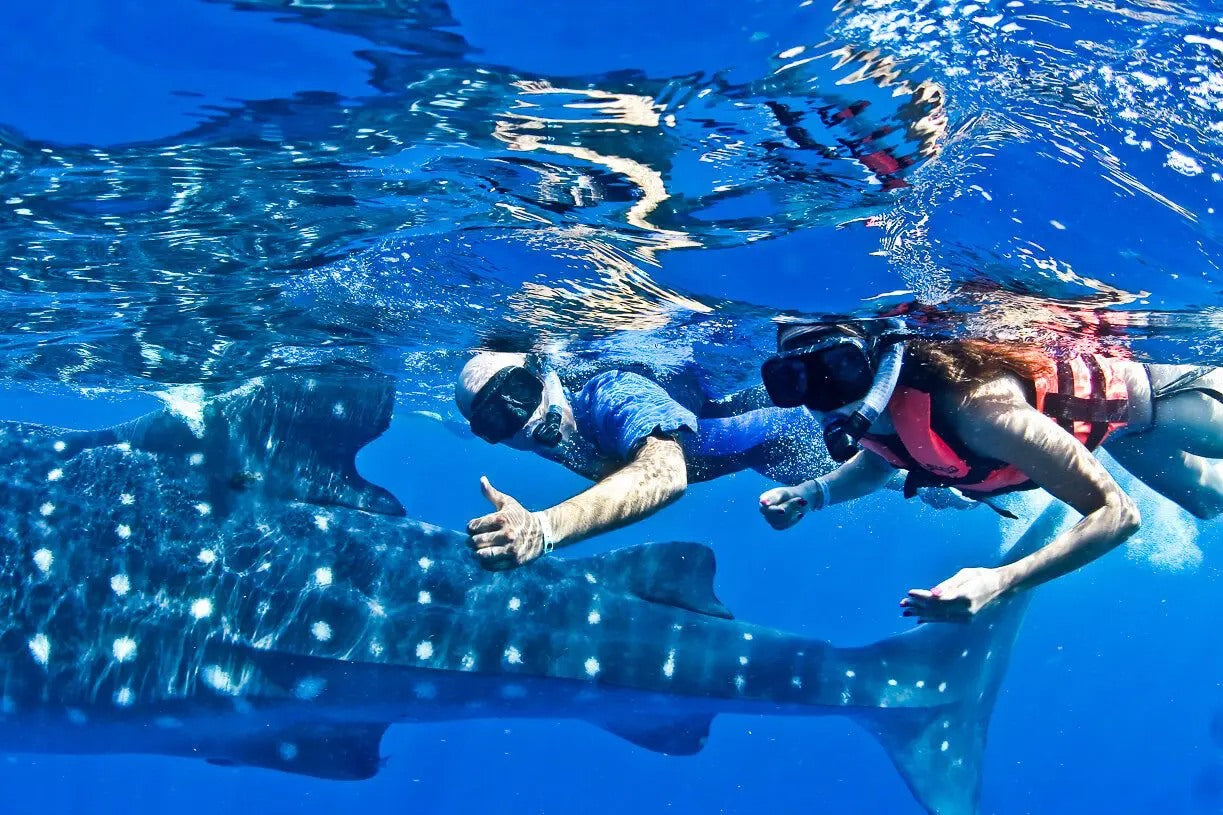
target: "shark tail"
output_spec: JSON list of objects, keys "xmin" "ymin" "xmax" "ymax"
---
[{"xmin": 844, "ymin": 501, "xmax": 1072, "ymax": 815}]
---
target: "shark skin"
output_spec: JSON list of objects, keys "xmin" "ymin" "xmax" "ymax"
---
[{"xmin": 0, "ymin": 373, "xmax": 1061, "ymax": 814}]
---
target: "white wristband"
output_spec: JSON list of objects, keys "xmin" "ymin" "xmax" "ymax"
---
[
  {"xmin": 809, "ymin": 478, "xmax": 830, "ymax": 510},
  {"xmin": 534, "ymin": 511, "xmax": 556, "ymax": 554}
]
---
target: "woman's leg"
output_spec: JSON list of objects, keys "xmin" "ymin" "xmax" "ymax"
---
[{"xmin": 1108, "ymin": 429, "xmax": 1223, "ymax": 520}]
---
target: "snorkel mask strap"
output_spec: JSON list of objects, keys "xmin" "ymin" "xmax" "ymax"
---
[{"xmin": 823, "ymin": 337, "xmax": 905, "ymax": 462}]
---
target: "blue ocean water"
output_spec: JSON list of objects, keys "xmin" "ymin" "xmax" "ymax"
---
[{"xmin": 1, "ymin": 0, "xmax": 1222, "ymax": 813}]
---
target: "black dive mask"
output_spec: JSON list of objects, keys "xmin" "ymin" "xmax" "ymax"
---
[
  {"xmin": 761, "ymin": 333, "xmax": 875, "ymax": 412},
  {"xmin": 468, "ymin": 366, "xmax": 545, "ymax": 444}
]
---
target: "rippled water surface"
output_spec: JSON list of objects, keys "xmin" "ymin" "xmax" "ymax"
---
[
  {"xmin": 4, "ymin": 0, "xmax": 1221, "ymax": 407},
  {"xmin": 2, "ymin": 1, "xmax": 1223, "ymax": 813}
]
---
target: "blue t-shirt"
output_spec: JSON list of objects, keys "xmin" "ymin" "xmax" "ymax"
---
[{"xmin": 570, "ymin": 371, "xmax": 824, "ymax": 484}]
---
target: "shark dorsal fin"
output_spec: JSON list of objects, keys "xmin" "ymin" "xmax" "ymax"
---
[
  {"xmin": 589, "ymin": 542, "xmax": 733, "ymax": 619},
  {"xmin": 119, "ymin": 373, "xmax": 404, "ymax": 516},
  {"xmin": 206, "ymin": 722, "xmax": 389, "ymax": 780}
]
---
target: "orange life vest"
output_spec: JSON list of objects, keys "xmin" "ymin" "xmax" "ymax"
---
[{"xmin": 858, "ymin": 354, "xmax": 1131, "ymax": 497}]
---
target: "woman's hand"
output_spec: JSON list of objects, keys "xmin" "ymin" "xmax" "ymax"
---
[
  {"xmin": 759, "ymin": 481, "xmax": 817, "ymax": 530},
  {"xmin": 901, "ymin": 567, "xmax": 1011, "ymax": 623}
]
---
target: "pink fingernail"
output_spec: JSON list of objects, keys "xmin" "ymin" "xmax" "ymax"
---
[{"xmin": 931, "ymin": 588, "xmax": 943, "ymax": 597}]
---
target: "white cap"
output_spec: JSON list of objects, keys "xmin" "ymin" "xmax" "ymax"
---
[{"xmin": 455, "ymin": 352, "xmax": 528, "ymax": 419}]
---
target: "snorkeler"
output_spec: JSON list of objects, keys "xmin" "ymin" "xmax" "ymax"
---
[
  {"xmin": 757, "ymin": 320, "xmax": 1223, "ymax": 622},
  {"xmin": 454, "ymin": 351, "xmax": 833, "ymax": 570}
]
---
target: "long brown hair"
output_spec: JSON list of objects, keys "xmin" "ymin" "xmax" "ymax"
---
[{"xmin": 904, "ymin": 339, "xmax": 1051, "ymax": 387}]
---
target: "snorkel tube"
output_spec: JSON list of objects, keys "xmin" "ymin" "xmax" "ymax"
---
[{"xmin": 823, "ymin": 337, "xmax": 905, "ymax": 462}]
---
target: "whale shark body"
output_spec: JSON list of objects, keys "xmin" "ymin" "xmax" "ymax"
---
[{"xmin": 0, "ymin": 373, "xmax": 1058, "ymax": 814}]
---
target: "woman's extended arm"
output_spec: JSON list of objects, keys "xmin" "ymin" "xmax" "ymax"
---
[
  {"xmin": 759, "ymin": 447, "xmax": 896, "ymax": 530},
  {"xmin": 904, "ymin": 382, "xmax": 1140, "ymax": 621}
]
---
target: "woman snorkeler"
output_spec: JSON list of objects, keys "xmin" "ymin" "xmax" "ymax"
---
[{"xmin": 757, "ymin": 320, "xmax": 1223, "ymax": 623}]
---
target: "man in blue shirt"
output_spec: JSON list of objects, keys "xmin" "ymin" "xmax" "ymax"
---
[{"xmin": 455, "ymin": 351, "xmax": 832, "ymax": 570}]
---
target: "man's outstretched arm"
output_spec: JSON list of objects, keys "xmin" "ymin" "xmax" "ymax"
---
[{"xmin": 467, "ymin": 435, "xmax": 687, "ymax": 570}]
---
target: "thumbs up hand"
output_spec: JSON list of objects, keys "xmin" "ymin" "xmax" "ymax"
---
[{"xmin": 466, "ymin": 476, "xmax": 546, "ymax": 571}]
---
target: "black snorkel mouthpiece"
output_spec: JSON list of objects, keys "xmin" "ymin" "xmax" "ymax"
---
[
  {"xmin": 823, "ymin": 412, "xmax": 873, "ymax": 462},
  {"xmin": 531, "ymin": 405, "xmax": 564, "ymax": 448}
]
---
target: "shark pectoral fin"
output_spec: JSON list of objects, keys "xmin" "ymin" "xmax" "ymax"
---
[
  {"xmin": 121, "ymin": 371, "xmax": 405, "ymax": 517},
  {"xmin": 207, "ymin": 722, "xmax": 390, "ymax": 780},
  {"xmin": 593, "ymin": 714, "xmax": 714, "ymax": 756},
  {"xmin": 588, "ymin": 542, "xmax": 734, "ymax": 619}
]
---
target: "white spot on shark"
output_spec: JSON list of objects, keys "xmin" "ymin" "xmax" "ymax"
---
[
  {"xmin": 418, "ymin": 591, "xmax": 432, "ymax": 605},
  {"xmin": 791, "ymin": 676, "xmax": 803, "ymax": 689},
  {"xmin": 418, "ymin": 557, "xmax": 433, "ymax": 571},
  {"xmin": 114, "ymin": 687, "xmax": 134, "ymax": 707},
  {"xmin": 47, "ymin": 469, "xmax": 62, "ymax": 482},
  {"xmin": 28, "ymin": 634, "xmax": 50, "ymax": 666},
  {"xmin": 194, "ymin": 503, "xmax": 211, "ymax": 516},
  {"xmin": 313, "ymin": 567, "xmax": 333, "ymax": 587},
  {"xmin": 663, "ymin": 650, "xmax": 676, "ymax": 678},
  {"xmin": 887, "ymin": 679, "xmax": 898, "ymax": 686},
  {"xmin": 115, "ymin": 524, "xmax": 131, "ymax": 540},
  {"xmin": 110, "ymin": 574, "xmax": 130, "ymax": 596},
  {"xmin": 119, "ymin": 493, "xmax": 134, "ymax": 505},
  {"xmin": 32, "ymin": 549, "xmax": 52, "ymax": 573},
  {"xmin": 52, "ymin": 440, "xmax": 65, "ymax": 452},
  {"xmin": 739, "ymin": 656, "xmax": 749, "ymax": 666},
  {"xmin": 584, "ymin": 658, "xmax": 600, "ymax": 677},
  {"xmin": 416, "ymin": 641, "xmax": 434, "ymax": 660},
  {"xmin": 584, "ymin": 572, "xmax": 597, "ymax": 584},
  {"xmin": 845, "ymin": 670, "xmax": 856, "ymax": 678},
  {"xmin": 188, "ymin": 453, "xmax": 204, "ymax": 466},
  {"xmin": 38, "ymin": 503, "xmax": 54, "ymax": 517},
  {"xmin": 460, "ymin": 653, "xmax": 476, "ymax": 671},
  {"xmin": 734, "ymin": 675, "xmax": 746, "ymax": 692},
  {"xmin": 940, "ymin": 740, "xmax": 950, "ymax": 752},
  {"xmin": 313, "ymin": 514, "xmax": 330, "ymax": 532},
  {"xmin": 587, "ymin": 610, "xmax": 601, "ymax": 625},
  {"xmin": 742, "ymin": 633, "xmax": 753, "ymax": 641},
  {"xmin": 311, "ymin": 621, "xmax": 332, "ymax": 642},
  {"xmin": 332, "ymin": 402, "xmax": 345, "ymax": 417},
  {"xmin": 367, "ymin": 600, "xmax": 386, "ymax": 617},
  {"xmin": 504, "ymin": 646, "xmax": 523, "ymax": 665},
  {"xmin": 190, "ymin": 598, "xmax": 213, "ymax": 619},
  {"xmin": 369, "ymin": 641, "xmax": 384, "ymax": 657},
  {"xmin": 938, "ymin": 682, "xmax": 948, "ymax": 693},
  {"xmin": 278, "ymin": 742, "xmax": 298, "ymax": 762},
  {"xmin": 115, "ymin": 442, "xmax": 130, "ymax": 453},
  {"xmin": 112, "ymin": 637, "xmax": 137, "ymax": 663},
  {"xmin": 961, "ymin": 649, "xmax": 969, "ymax": 658},
  {"xmin": 293, "ymin": 677, "xmax": 326, "ymax": 700},
  {"xmin": 916, "ymin": 680, "xmax": 926, "ymax": 688},
  {"xmin": 197, "ymin": 548, "xmax": 217, "ymax": 565},
  {"xmin": 507, "ymin": 597, "xmax": 521, "ymax": 611}
]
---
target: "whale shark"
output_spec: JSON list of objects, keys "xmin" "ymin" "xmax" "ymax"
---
[{"xmin": 0, "ymin": 372, "xmax": 1060, "ymax": 815}]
